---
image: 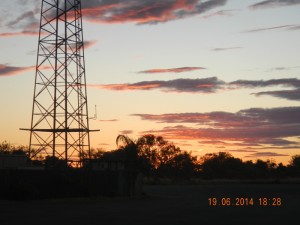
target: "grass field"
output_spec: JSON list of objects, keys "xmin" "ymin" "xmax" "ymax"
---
[{"xmin": 1, "ymin": 183, "xmax": 299, "ymax": 225}]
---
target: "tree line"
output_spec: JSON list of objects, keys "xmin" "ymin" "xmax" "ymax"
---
[{"xmin": 1, "ymin": 135, "xmax": 300, "ymax": 179}]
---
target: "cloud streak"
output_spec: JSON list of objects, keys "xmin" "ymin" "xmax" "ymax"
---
[
  {"xmin": 211, "ymin": 47, "xmax": 242, "ymax": 51},
  {"xmin": 0, "ymin": 31, "xmax": 39, "ymax": 37},
  {"xmin": 89, "ymin": 77, "xmax": 225, "ymax": 93},
  {"xmin": 245, "ymin": 152, "xmax": 289, "ymax": 158},
  {"xmin": 249, "ymin": 0, "xmax": 300, "ymax": 10},
  {"xmin": 98, "ymin": 119, "xmax": 119, "ymax": 122},
  {"xmin": 253, "ymin": 89, "xmax": 300, "ymax": 101},
  {"xmin": 0, "ymin": 64, "xmax": 35, "ymax": 77},
  {"xmin": 84, "ymin": 40, "xmax": 98, "ymax": 49},
  {"xmin": 230, "ymin": 78, "xmax": 300, "ymax": 88},
  {"xmin": 138, "ymin": 67, "xmax": 206, "ymax": 74},
  {"xmin": 242, "ymin": 24, "xmax": 299, "ymax": 33},
  {"xmin": 202, "ymin": 9, "xmax": 238, "ymax": 18}
]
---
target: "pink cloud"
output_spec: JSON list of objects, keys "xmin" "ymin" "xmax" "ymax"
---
[
  {"xmin": 138, "ymin": 67, "xmax": 206, "ymax": 74},
  {"xmin": 135, "ymin": 106, "xmax": 300, "ymax": 148},
  {"xmin": 98, "ymin": 119, "xmax": 119, "ymax": 122},
  {"xmin": 82, "ymin": 0, "xmax": 228, "ymax": 25},
  {"xmin": 88, "ymin": 77, "xmax": 224, "ymax": 93},
  {"xmin": 88, "ymin": 83, "xmax": 162, "ymax": 91},
  {"xmin": 0, "ymin": 64, "xmax": 50, "ymax": 77}
]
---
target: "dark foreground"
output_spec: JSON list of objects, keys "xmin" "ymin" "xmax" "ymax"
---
[{"xmin": 1, "ymin": 183, "xmax": 299, "ymax": 225}]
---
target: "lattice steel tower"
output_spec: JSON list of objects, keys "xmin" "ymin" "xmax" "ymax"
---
[{"xmin": 21, "ymin": 0, "xmax": 97, "ymax": 166}]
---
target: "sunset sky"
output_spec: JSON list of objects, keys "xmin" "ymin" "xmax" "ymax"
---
[{"xmin": 0, "ymin": 0, "xmax": 300, "ymax": 164}]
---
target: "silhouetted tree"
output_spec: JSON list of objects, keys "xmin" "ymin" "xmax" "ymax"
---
[
  {"xmin": 80, "ymin": 148, "xmax": 106, "ymax": 160},
  {"xmin": 200, "ymin": 152, "xmax": 244, "ymax": 179},
  {"xmin": 290, "ymin": 155, "xmax": 300, "ymax": 169},
  {"xmin": 288, "ymin": 155, "xmax": 300, "ymax": 176},
  {"xmin": 92, "ymin": 134, "xmax": 201, "ymax": 177},
  {"xmin": 116, "ymin": 134, "xmax": 139, "ymax": 161},
  {"xmin": 164, "ymin": 152, "xmax": 199, "ymax": 178},
  {"xmin": 4, "ymin": 137, "xmax": 299, "ymax": 180},
  {"xmin": 0, "ymin": 141, "xmax": 27, "ymax": 156},
  {"xmin": 275, "ymin": 162, "xmax": 288, "ymax": 178},
  {"xmin": 136, "ymin": 134, "xmax": 199, "ymax": 176}
]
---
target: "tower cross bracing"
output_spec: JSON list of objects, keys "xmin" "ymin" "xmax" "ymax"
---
[{"xmin": 21, "ymin": 0, "xmax": 98, "ymax": 166}]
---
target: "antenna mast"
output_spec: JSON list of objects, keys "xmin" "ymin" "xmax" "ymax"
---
[{"xmin": 21, "ymin": 0, "xmax": 98, "ymax": 167}]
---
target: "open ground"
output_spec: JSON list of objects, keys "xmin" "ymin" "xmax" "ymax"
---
[{"xmin": 1, "ymin": 183, "xmax": 299, "ymax": 225}]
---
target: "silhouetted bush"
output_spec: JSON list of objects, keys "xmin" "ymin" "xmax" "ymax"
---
[{"xmin": 1, "ymin": 137, "xmax": 300, "ymax": 187}]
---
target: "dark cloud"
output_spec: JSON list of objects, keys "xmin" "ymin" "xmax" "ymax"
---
[
  {"xmin": 84, "ymin": 40, "xmax": 98, "ymax": 49},
  {"xmin": 133, "ymin": 106, "xmax": 300, "ymax": 126},
  {"xmin": 244, "ymin": 152, "xmax": 289, "ymax": 158},
  {"xmin": 141, "ymin": 124, "xmax": 300, "ymax": 143},
  {"xmin": 69, "ymin": 40, "xmax": 98, "ymax": 50},
  {"xmin": 138, "ymin": 67, "xmax": 206, "ymax": 74},
  {"xmin": 230, "ymin": 78, "xmax": 300, "ymax": 88},
  {"xmin": 1, "ymin": 8, "xmax": 40, "ymax": 37},
  {"xmin": 0, "ymin": 64, "xmax": 35, "ymax": 76},
  {"xmin": 237, "ymin": 107, "xmax": 300, "ymax": 125},
  {"xmin": 135, "ymin": 106, "xmax": 300, "ymax": 146},
  {"xmin": 287, "ymin": 25, "xmax": 300, "ymax": 30},
  {"xmin": 253, "ymin": 89, "xmax": 300, "ymax": 101},
  {"xmin": 203, "ymin": 138, "xmax": 298, "ymax": 148},
  {"xmin": 250, "ymin": 138, "xmax": 299, "ymax": 146},
  {"xmin": 90, "ymin": 77, "xmax": 225, "ymax": 93},
  {"xmin": 81, "ymin": 0, "xmax": 228, "ymax": 25},
  {"xmin": 246, "ymin": 145, "xmax": 300, "ymax": 150},
  {"xmin": 6, "ymin": 10, "xmax": 38, "ymax": 29},
  {"xmin": 90, "ymin": 77, "xmax": 300, "ymax": 101},
  {"xmin": 133, "ymin": 111, "xmax": 257, "ymax": 127},
  {"xmin": 199, "ymin": 140, "xmax": 228, "ymax": 145},
  {"xmin": 242, "ymin": 24, "xmax": 298, "ymax": 33},
  {"xmin": 271, "ymin": 67, "xmax": 290, "ymax": 71},
  {"xmin": 249, "ymin": 0, "xmax": 300, "ymax": 10}
]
